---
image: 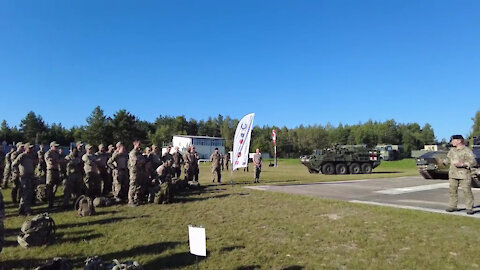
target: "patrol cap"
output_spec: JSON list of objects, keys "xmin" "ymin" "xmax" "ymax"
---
[
  {"xmin": 116, "ymin": 141, "xmax": 123, "ymax": 148},
  {"xmin": 450, "ymin": 135, "xmax": 464, "ymax": 141},
  {"xmin": 76, "ymin": 141, "xmax": 83, "ymax": 146},
  {"xmin": 108, "ymin": 144, "xmax": 114, "ymax": 149},
  {"xmin": 16, "ymin": 142, "xmax": 23, "ymax": 148},
  {"xmin": 24, "ymin": 143, "xmax": 34, "ymax": 149},
  {"xmin": 86, "ymin": 144, "xmax": 93, "ymax": 150},
  {"xmin": 98, "ymin": 144, "xmax": 105, "ymax": 149},
  {"xmin": 50, "ymin": 141, "xmax": 60, "ymax": 147}
]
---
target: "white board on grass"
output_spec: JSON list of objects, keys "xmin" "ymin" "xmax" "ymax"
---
[{"xmin": 188, "ymin": 225, "xmax": 206, "ymax": 257}]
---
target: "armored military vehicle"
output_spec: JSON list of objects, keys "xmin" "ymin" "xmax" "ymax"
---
[
  {"xmin": 416, "ymin": 137, "xmax": 480, "ymax": 187},
  {"xmin": 300, "ymin": 145, "xmax": 381, "ymax": 175}
]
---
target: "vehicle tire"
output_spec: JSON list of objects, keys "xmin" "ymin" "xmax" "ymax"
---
[
  {"xmin": 322, "ymin": 163, "xmax": 335, "ymax": 175},
  {"xmin": 472, "ymin": 176, "xmax": 480, "ymax": 188},
  {"xmin": 335, "ymin": 163, "xmax": 348, "ymax": 175},
  {"xmin": 361, "ymin": 163, "xmax": 372, "ymax": 174},
  {"xmin": 308, "ymin": 168, "xmax": 319, "ymax": 174},
  {"xmin": 349, "ymin": 163, "xmax": 361, "ymax": 174}
]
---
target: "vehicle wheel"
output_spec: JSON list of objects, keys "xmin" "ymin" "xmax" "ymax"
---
[
  {"xmin": 361, "ymin": 163, "xmax": 372, "ymax": 174},
  {"xmin": 322, "ymin": 163, "xmax": 335, "ymax": 175},
  {"xmin": 335, "ymin": 163, "xmax": 348, "ymax": 175},
  {"xmin": 308, "ymin": 168, "xmax": 319, "ymax": 174},
  {"xmin": 472, "ymin": 176, "xmax": 480, "ymax": 188},
  {"xmin": 349, "ymin": 163, "xmax": 361, "ymax": 174}
]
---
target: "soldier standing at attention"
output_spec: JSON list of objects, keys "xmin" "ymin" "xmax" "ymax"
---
[
  {"xmin": 3, "ymin": 146, "xmax": 15, "ymax": 188},
  {"xmin": 36, "ymin": 144, "xmax": 46, "ymax": 185},
  {"xmin": 83, "ymin": 144, "xmax": 101, "ymax": 199},
  {"xmin": 444, "ymin": 135, "xmax": 477, "ymax": 215},
  {"xmin": 12, "ymin": 143, "xmax": 37, "ymax": 215},
  {"xmin": 45, "ymin": 141, "xmax": 62, "ymax": 208},
  {"xmin": 253, "ymin": 148, "xmax": 262, "ymax": 183},
  {"xmin": 150, "ymin": 145, "xmax": 163, "ymax": 172},
  {"xmin": 0, "ymin": 145, "xmax": 5, "ymax": 188},
  {"xmin": 210, "ymin": 148, "xmax": 222, "ymax": 183},
  {"xmin": 96, "ymin": 144, "xmax": 111, "ymax": 195},
  {"xmin": 10, "ymin": 142, "xmax": 25, "ymax": 203},
  {"xmin": 108, "ymin": 143, "xmax": 129, "ymax": 202},
  {"xmin": 64, "ymin": 148, "xmax": 85, "ymax": 208},
  {"xmin": 224, "ymin": 153, "xmax": 230, "ymax": 171},
  {"xmin": 171, "ymin": 146, "xmax": 183, "ymax": 179},
  {"xmin": 128, "ymin": 140, "xmax": 146, "ymax": 207}
]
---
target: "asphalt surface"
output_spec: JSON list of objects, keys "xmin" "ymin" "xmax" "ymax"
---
[{"xmin": 246, "ymin": 176, "xmax": 480, "ymax": 218}]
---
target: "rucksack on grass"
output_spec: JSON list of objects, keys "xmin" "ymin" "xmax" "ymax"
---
[
  {"xmin": 75, "ymin": 195, "xmax": 95, "ymax": 217},
  {"xmin": 17, "ymin": 213, "xmax": 56, "ymax": 248}
]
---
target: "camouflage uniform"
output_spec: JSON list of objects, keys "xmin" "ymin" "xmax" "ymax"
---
[
  {"xmin": 45, "ymin": 144, "xmax": 61, "ymax": 208},
  {"xmin": 0, "ymin": 187, "xmax": 4, "ymax": 254},
  {"xmin": 96, "ymin": 148, "xmax": 111, "ymax": 195},
  {"xmin": 210, "ymin": 151, "xmax": 222, "ymax": 183},
  {"xmin": 128, "ymin": 148, "xmax": 146, "ymax": 205},
  {"xmin": 171, "ymin": 151, "xmax": 183, "ymax": 179},
  {"xmin": 64, "ymin": 150, "xmax": 85, "ymax": 207},
  {"xmin": 445, "ymin": 145, "xmax": 477, "ymax": 211},
  {"xmin": 183, "ymin": 150, "xmax": 191, "ymax": 181},
  {"xmin": 224, "ymin": 154, "xmax": 230, "ymax": 171},
  {"xmin": 10, "ymin": 144, "xmax": 24, "ymax": 203},
  {"xmin": 108, "ymin": 150, "xmax": 129, "ymax": 201},
  {"xmin": 12, "ymin": 144, "xmax": 37, "ymax": 215},
  {"xmin": 162, "ymin": 151, "xmax": 173, "ymax": 164},
  {"xmin": 253, "ymin": 152, "xmax": 262, "ymax": 183},
  {"xmin": 36, "ymin": 147, "xmax": 46, "ymax": 184},
  {"xmin": 2, "ymin": 148, "xmax": 14, "ymax": 188},
  {"xmin": 157, "ymin": 163, "xmax": 173, "ymax": 204},
  {"xmin": 58, "ymin": 149, "xmax": 67, "ymax": 185},
  {"xmin": 83, "ymin": 150, "xmax": 101, "ymax": 199},
  {"xmin": 147, "ymin": 149, "xmax": 162, "ymax": 203},
  {"xmin": 0, "ymin": 149, "xmax": 5, "ymax": 188},
  {"xmin": 193, "ymin": 151, "xmax": 200, "ymax": 181}
]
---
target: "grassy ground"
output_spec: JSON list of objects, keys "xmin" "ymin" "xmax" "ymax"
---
[{"xmin": 3, "ymin": 159, "xmax": 480, "ymax": 269}]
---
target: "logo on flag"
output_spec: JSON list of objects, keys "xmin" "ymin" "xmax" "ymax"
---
[
  {"xmin": 272, "ymin": 129, "xmax": 277, "ymax": 146},
  {"xmin": 232, "ymin": 113, "xmax": 255, "ymax": 171}
]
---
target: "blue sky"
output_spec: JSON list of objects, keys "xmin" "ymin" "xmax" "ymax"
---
[{"xmin": 1, "ymin": 1, "xmax": 479, "ymax": 141}]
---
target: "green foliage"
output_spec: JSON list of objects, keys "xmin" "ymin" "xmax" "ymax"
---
[
  {"xmin": 471, "ymin": 110, "xmax": 480, "ymax": 138},
  {"xmin": 111, "ymin": 109, "xmax": 148, "ymax": 148},
  {"xmin": 83, "ymin": 106, "xmax": 112, "ymax": 146},
  {"xmin": 19, "ymin": 111, "xmax": 48, "ymax": 143}
]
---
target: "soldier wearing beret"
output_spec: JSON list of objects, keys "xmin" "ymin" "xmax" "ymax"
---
[{"xmin": 444, "ymin": 135, "xmax": 477, "ymax": 215}]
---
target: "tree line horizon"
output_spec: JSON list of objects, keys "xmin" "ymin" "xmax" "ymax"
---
[{"xmin": 1, "ymin": 106, "xmax": 480, "ymax": 158}]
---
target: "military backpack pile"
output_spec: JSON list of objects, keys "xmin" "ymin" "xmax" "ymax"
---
[
  {"xmin": 17, "ymin": 213, "xmax": 56, "ymax": 248},
  {"xmin": 36, "ymin": 184, "xmax": 49, "ymax": 203}
]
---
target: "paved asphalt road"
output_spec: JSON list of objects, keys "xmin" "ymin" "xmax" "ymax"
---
[{"xmin": 247, "ymin": 176, "xmax": 480, "ymax": 218}]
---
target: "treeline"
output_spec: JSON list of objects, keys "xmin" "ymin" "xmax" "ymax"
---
[{"xmin": 0, "ymin": 106, "xmax": 440, "ymax": 157}]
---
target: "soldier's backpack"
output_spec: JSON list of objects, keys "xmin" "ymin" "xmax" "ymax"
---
[
  {"xmin": 75, "ymin": 195, "xmax": 95, "ymax": 217},
  {"xmin": 93, "ymin": 197, "xmax": 113, "ymax": 208},
  {"xmin": 34, "ymin": 257, "xmax": 72, "ymax": 270},
  {"xmin": 36, "ymin": 184, "xmax": 49, "ymax": 203},
  {"xmin": 17, "ymin": 213, "xmax": 56, "ymax": 248},
  {"xmin": 84, "ymin": 257, "xmax": 143, "ymax": 270},
  {"xmin": 84, "ymin": 256, "xmax": 107, "ymax": 270},
  {"xmin": 187, "ymin": 181, "xmax": 201, "ymax": 189}
]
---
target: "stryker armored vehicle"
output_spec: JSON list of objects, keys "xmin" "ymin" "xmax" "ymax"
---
[
  {"xmin": 416, "ymin": 137, "xmax": 480, "ymax": 187},
  {"xmin": 300, "ymin": 144, "xmax": 381, "ymax": 174}
]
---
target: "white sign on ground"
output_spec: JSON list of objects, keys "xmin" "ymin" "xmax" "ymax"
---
[{"xmin": 188, "ymin": 225, "xmax": 206, "ymax": 257}]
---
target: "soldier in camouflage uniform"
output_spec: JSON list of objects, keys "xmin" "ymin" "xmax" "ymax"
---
[
  {"xmin": 444, "ymin": 135, "xmax": 477, "ymax": 215},
  {"xmin": 3, "ymin": 146, "xmax": 15, "ymax": 188},
  {"xmin": 146, "ymin": 146, "xmax": 162, "ymax": 203},
  {"xmin": 253, "ymin": 148, "xmax": 262, "ymax": 183},
  {"xmin": 83, "ymin": 144, "xmax": 101, "ymax": 199},
  {"xmin": 0, "ymin": 186, "xmax": 4, "ymax": 254},
  {"xmin": 108, "ymin": 143, "xmax": 129, "ymax": 202},
  {"xmin": 12, "ymin": 143, "xmax": 37, "ymax": 215},
  {"xmin": 162, "ymin": 146, "xmax": 173, "ymax": 163},
  {"xmin": 156, "ymin": 159, "xmax": 173, "ymax": 204},
  {"xmin": 45, "ymin": 141, "xmax": 62, "ymax": 208},
  {"xmin": 192, "ymin": 146, "xmax": 200, "ymax": 182},
  {"xmin": 64, "ymin": 148, "xmax": 85, "ymax": 207},
  {"xmin": 36, "ymin": 144, "xmax": 46, "ymax": 185},
  {"xmin": 10, "ymin": 142, "xmax": 24, "ymax": 203},
  {"xmin": 171, "ymin": 146, "xmax": 183, "ymax": 179},
  {"xmin": 183, "ymin": 146, "xmax": 191, "ymax": 181},
  {"xmin": 58, "ymin": 147, "xmax": 67, "ymax": 185},
  {"xmin": 0, "ymin": 145, "xmax": 5, "ymax": 188},
  {"xmin": 96, "ymin": 144, "xmax": 111, "ymax": 195},
  {"xmin": 128, "ymin": 140, "xmax": 146, "ymax": 206},
  {"xmin": 210, "ymin": 148, "xmax": 222, "ymax": 183},
  {"xmin": 224, "ymin": 153, "xmax": 230, "ymax": 171}
]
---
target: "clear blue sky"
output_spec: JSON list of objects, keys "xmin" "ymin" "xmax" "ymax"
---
[{"xmin": 1, "ymin": 1, "xmax": 479, "ymax": 141}]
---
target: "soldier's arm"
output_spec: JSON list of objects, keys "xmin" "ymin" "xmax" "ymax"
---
[
  {"xmin": 12, "ymin": 153, "xmax": 24, "ymax": 167},
  {"xmin": 465, "ymin": 150, "xmax": 477, "ymax": 168},
  {"xmin": 107, "ymin": 153, "xmax": 116, "ymax": 169}
]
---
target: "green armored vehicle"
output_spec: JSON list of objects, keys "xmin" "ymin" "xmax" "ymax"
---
[
  {"xmin": 416, "ymin": 137, "xmax": 480, "ymax": 187},
  {"xmin": 300, "ymin": 145, "xmax": 381, "ymax": 175}
]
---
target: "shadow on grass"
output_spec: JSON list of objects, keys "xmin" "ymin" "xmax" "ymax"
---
[
  {"xmin": 0, "ymin": 258, "xmax": 48, "ymax": 270},
  {"xmin": 282, "ymin": 266, "xmax": 305, "ymax": 270},
  {"xmin": 371, "ymin": 171, "xmax": 403, "ymax": 174},
  {"xmin": 56, "ymin": 233, "xmax": 103, "ymax": 244},
  {"xmin": 143, "ymin": 251, "xmax": 203, "ymax": 270},
  {"xmin": 236, "ymin": 265, "xmax": 261, "ymax": 270},
  {"xmin": 175, "ymin": 193, "xmax": 231, "ymax": 203},
  {"xmin": 56, "ymin": 216, "xmax": 140, "ymax": 229},
  {"xmin": 220, "ymin": 245, "xmax": 245, "ymax": 253}
]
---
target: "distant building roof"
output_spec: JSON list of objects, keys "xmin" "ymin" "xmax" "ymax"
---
[{"xmin": 173, "ymin": 135, "xmax": 225, "ymax": 140}]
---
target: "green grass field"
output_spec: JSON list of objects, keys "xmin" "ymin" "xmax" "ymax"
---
[{"xmin": 2, "ymin": 159, "xmax": 480, "ymax": 269}]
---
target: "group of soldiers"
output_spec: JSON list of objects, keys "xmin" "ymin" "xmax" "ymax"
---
[{"xmin": 0, "ymin": 140, "xmax": 231, "ymax": 215}]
